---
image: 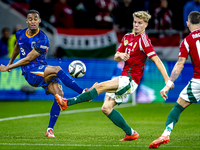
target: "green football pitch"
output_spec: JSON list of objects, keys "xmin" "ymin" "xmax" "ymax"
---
[{"xmin": 0, "ymin": 101, "xmax": 199, "ymax": 150}]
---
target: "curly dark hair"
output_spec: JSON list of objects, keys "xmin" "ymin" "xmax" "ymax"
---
[{"xmin": 27, "ymin": 10, "xmax": 40, "ymax": 18}]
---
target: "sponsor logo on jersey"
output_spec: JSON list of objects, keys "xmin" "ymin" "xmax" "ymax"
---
[
  {"xmin": 31, "ymin": 41, "xmax": 36, "ymax": 49},
  {"xmin": 128, "ymin": 42, "xmax": 133, "ymax": 46},
  {"xmin": 40, "ymin": 45, "xmax": 49, "ymax": 50},
  {"xmin": 38, "ymin": 65, "xmax": 44, "ymax": 69}
]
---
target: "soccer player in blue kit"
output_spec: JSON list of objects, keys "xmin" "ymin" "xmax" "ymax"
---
[{"xmin": 0, "ymin": 10, "xmax": 85, "ymax": 137}]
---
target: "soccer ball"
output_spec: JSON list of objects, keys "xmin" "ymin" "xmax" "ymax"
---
[{"xmin": 68, "ymin": 60, "xmax": 86, "ymax": 78}]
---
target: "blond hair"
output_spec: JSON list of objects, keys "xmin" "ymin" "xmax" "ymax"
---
[{"xmin": 133, "ymin": 11, "xmax": 151, "ymax": 23}]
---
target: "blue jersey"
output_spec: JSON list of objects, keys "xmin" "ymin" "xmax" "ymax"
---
[{"xmin": 16, "ymin": 28, "xmax": 49, "ymax": 74}]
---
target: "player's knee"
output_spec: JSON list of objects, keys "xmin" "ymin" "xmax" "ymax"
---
[
  {"xmin": 54, "ymin": 66, "xmax": 62, "ymax": 72},
  {"xmin": 101, "ymin": 105, "xmax": 107, "ymax": 114},
  {"xmin": 101, "ymin": 105, "xmax": 111, "ymax": 115},
  {"xmin": 45, "ymin": 74, "xmax": 56, "ymax": 82},
  {"xmin": 44, "ymin": 66, "xmax": 62, "ymax": 76}
]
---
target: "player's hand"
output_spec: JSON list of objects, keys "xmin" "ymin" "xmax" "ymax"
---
[
  {"xmin": 120, "ymin": 53, "xmax": 130, "ymax": 61},
  {"xmin": 160, "ymin": 86, "xmax": 170, "ymax": 101},
  {"xmin": 6, "ymin": 64, "xmax": 11, "ymax": 72},
  {"xmin": 0, "ymin": 64, "xmax": 9, "ymax": 72}
]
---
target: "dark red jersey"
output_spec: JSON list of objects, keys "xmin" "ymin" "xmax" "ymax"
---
[
  {"xmin": 179, "ymin": 28, "xmax": 200, "ymax": 79},
  {"xmin": 117, "ymin": 32, "xmax": 157, "ymax": 84}
]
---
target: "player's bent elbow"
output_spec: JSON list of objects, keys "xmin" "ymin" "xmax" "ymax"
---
[
  {"xmin": 114, "ymin": 53, "xmax": 121, "ymax": 62},
  {"xmin": 114, "ymin": 56, "xmax": 122, "ymax": 62},
  {"xmin": 114, "ymin": 58, "xmax": 121, "ymax": 62}
]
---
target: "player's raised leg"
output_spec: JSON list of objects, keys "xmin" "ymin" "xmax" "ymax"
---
[
  {"xmin": 56, "ymin": 82, "xmax": 98, "ymax": 110},
  {"xmin": 44, "ymin": 66, "xmax": 84, "ymax": 94},
  {"xmin": 56, "ymin": 78, "xmax": 119, "ymax": 110},
  {"xmin": 45, "ymin": 82, "xmax": 63, "ymax": 137}
]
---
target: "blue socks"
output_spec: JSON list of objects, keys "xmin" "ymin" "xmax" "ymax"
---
[
  {"xmin": 57, "ymin": 70, "xmax": 83, "ymax": 94},
  {"xmin": 48, "ymin": 70, "xmax": 83, "ymax": 130},
  {"xmin": 48, "ymin": 99, "xmax": 61, "ymax": 129}
]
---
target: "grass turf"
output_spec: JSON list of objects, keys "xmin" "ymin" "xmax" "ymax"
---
[{"xmin": 0, "ymin": 101, "xmax": 199, "ymax": 150}]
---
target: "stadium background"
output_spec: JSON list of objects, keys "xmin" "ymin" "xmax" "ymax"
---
[
  {"xmin": 0, "ymin": 0, "xmax": 197, "ymax": 103},
  {"xmin": 1, "ymin": 2, "xmax": 200, "ymax": 150},
  {"xmin": 0, "ymin": 58, "xmax": 194, "ymax": 103}
]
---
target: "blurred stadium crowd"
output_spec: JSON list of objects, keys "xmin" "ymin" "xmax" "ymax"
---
[{"xmin": 0, "ymin": 0, "xmax": 199, "ymax": 58}]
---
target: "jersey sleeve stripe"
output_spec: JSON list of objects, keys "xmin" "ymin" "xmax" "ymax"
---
[
  {"xmin": 141, "ymin": 32, "xmax": 150, "ymax": 47},
  {"xmin": 139, "ymin": 38, "xmax": 144, "ymax": 52},
  {"xmin": 30, "ymin": 71, "xmax": 44, "ymax": 77},
  {"xmin": 184, "ymin": 39, "xmax": 190, "ymax": 53},
  {"xmin": 147, "ymin": 51, "xmax": 156, "ymax": 57}
]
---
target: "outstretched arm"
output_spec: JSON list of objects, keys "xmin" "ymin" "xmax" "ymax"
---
[
  {"xmin": 169, "ymin": 57, "xmax": 186, "ymax": 82},
  {"xmin": 8, "ymin": 42, "xmax": 20, "ymax": 65},
  {"xmin": 160, "ymin": 57, "xmax": 186, "ymax": 100},
  {"xmin": 0, "ymin": 48, "xmax": 40, "ymax": 72},
  {"xmin": 150, "ymin": 55, "xmax": 170, "ymax": 84}
]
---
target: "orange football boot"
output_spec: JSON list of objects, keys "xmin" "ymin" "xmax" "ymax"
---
[
  {"xmin": 149, "ymin": 135, "xmax": 170, "ymax": 149},
  {"xmin": 120, "ymin": 131, "xmax": 139, "ymax": 141},
  {"xmin": 55, "ymin": 94, "xmax": 68, "ymax": 111},
  {"xmin": 45, "ymin": 129, "xmax": 55, "ymax": 137}
]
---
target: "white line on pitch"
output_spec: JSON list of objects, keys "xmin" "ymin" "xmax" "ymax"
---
[
  {"xmin": 0, "ymin": 143, "xmax": 200, "ymax": 149},
  {"xmin": 0, "ymin": 103, "xmax": 132, "ymax": 122},
  {"xmin": 0, "ymin": 143, "xmax": 146, "ymax": 147}
]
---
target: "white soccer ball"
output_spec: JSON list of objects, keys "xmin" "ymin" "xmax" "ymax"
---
[{"xmin": 68, "ymin": 60, "xmax": 86, "ymax": 78}]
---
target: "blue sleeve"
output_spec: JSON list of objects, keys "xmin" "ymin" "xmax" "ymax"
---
[{"xmin": 34, "ymin": 37, "xmax": 50, "ymax": 54}]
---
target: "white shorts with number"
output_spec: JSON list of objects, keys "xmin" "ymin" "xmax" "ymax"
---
[
  {"xmin": 180, "ymin": 78, "xmax": 200, "ymax": 103},
  {"xmin": 106, "ymin": 76, "xmax": 138, "ymax": 104}
]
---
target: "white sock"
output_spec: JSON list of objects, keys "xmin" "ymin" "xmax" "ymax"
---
[
  {"xmin": 131, "ymin": 128, "xmax": 135, "ymax": 135},
  {"xmin": 47, "ymin": 128, "xmax": 53, "ymax": 131},
  {"xmin": 162, "ymin": 123, "xmax": 173, "ymax": 136},
  {"xmin": 162, "ymin": 129, "xmax": 171, "ymax": 136}
]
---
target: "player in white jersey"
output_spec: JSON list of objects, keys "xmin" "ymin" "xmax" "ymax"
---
[{"xmin": 149, "ymin": 11, "xmax": 200, "ymax": 148}]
